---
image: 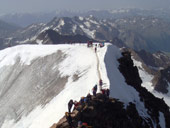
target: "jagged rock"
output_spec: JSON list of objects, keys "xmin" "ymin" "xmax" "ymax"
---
[
  {"xmin": 118, "ymin": 51, "xmax": 170, "ymax": 128},
  {"xmin": 153, "ymin": 66, "xmax": 170, "ymax": 93},
  {"xmin": 52, "ymin": 94, "xmax": 158, "ymax": 128},
  {"xmin": 127, "ymin": 48, "xmax": 170, "ymax": 94},
  {"xmin": 136, "ymin": 50, "xmax": 170, "ymax": 68}
]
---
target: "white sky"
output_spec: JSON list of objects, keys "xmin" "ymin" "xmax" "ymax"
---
[{"xmin": 0, "ymin": 0, "xmax": 170, "ymax": 14}]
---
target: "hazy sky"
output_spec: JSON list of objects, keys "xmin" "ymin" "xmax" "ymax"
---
[{"xmin": 0, "ymin": 0, "xmax": 170, "ymax": 14}]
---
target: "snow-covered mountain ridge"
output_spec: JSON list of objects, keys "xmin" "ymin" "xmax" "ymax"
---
[{"xmin": 0, "ymin": 43, "xmax": 170, "ymax": 128}]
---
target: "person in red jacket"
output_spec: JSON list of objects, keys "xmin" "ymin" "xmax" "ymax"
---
[{"xmin": 73, "ymin": 100, "xmax": 80, "ymax": 110}]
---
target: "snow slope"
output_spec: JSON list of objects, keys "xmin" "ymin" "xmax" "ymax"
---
[
  {"xmin": 0, "ymin": 44, "xmax": 165, "ymax": 128},
  {"xmin": 0, "ymin": 44, "xmax": 98, "ymax": 128},
  {"xmin": 132, "ymin": 57, "xmax": 170, "ymax": 107}
]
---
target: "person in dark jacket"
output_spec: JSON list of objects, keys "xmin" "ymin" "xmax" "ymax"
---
[
  {"xmin": 92, "ymin": 85, "xmax": 97, "ymax": 96},
  {"xmin": 106, "ymin": 89, "xmax": 110, "ymax": 97},
  {"xmin": 94, "ymin": 84, "xmax": 97, "ymax": 91},
  {"xmin": 99, "ymin": 79, "xmax": 103, "ymax": 87},
  {"xmin": 80, "ymin": 97, "xmax": 85, "ymax": 104},
  {"xmin": 68, "ymin": 99, "xmax": 74, "ymax": 113},
  {"xmin": 87, "ymin": 93, "xmax": 92, "ymax": 101},
  {"xmin": 95, "ymin": 47, "xmax": 97, "ymax": 53}
]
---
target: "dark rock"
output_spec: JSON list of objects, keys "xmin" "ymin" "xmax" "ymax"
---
[
  {"xmin": 36, "ymin": 29, "xmax": 92, "ymax": 44},
  {"xmin": 154, "ymin": 66, "xmax": 170, "ymax": 93},
  {"xmin": 118, "ymin": 51, "xmax": 170, "ymax": 128},
  {"xmin": 53, "ymin": 94, "xmax": 152, "ymax": 128}
]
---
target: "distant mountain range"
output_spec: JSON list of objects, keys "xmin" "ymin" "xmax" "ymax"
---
[
  {"xmin": 1, "ymin": 15, "xmax": 170, "ymax": 53},
  {"xmin": 0, "ymin": 20, "xmax": 20, "ymax": 37},
  {"xmin": 1, "ymin": 9, "xmax": 170, "ymax": 53},
  {"xmin": 0, "ymin": 20, "xmax": 20, "ymax": 49},
  {"xmin": 1, "ymin": 8, "xmax": 170, "ymax": 27}
]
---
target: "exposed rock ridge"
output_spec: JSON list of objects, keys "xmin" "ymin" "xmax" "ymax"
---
[
  {"xmin": 118, "ymin": 51, "xmax": 170, "ymax": 128},
  {"xmin": 52, "ymin": 94, "xmax": 154, "ymax": 128}
]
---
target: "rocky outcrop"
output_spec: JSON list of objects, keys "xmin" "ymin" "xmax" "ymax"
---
[
  {"xmin": 136, "ymin": 50, "xmax": 170, "ymax": 68},
  {"xmin": 118, "ymin": 51, "xmax": 170, "ymax": 128},
  {"xmin": 52, "ymin": 94, "xmax": 153, "ymax": 128},
  {"xmin": 153, "ymin": 66, "xmax": 170, "ymax": 93},
  {"xmin": 129, "ymin": 48, "xmax": 170, "ymax": 94}
]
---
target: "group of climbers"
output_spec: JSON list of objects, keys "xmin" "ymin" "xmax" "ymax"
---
[
  {"xmin": 66, "ymin": 80, "xmax": 110, "ymax": 128},
  {"xmin": 86, "ymin": 41, "xmax": 105, "ymax": 53},
  {"xmin": 66, "ymin": 94, "xmax": 93, "ymax": 128},
  {"xmin": 64, "ymin": 41, "xmax": 108, "ymax": 128},
  {"xmin": 101, "ymin": 88, "xmax": 110, "ymax": 97},
  {"xmin": 87, "ymin": 41, "xmax": 93, "ymax": 47},
  {"xmin": 92, "ymin": 79, "xmax": 110, "ymax": 97}
]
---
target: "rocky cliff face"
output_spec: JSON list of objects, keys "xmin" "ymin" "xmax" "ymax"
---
[
  {"xmin": 52, "ymin": 51, "xmax": 170, "ymax": 128},
  {"xmin": 118, "ymin": 51, "xmax": 170, "ymax": 128},
  {"xmin": 136, "ymin": 50, "xmax": 170, "ymax": 69},
  {"xmin": 153, "ymin": 66, "xmax": 170, "ymax": 93},
  {"xmin": 129, "ymin": 48, "xmax": 170, "ymax": 94}
]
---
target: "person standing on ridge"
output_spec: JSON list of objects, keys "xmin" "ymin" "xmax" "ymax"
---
[
  {"xmin": 99, "ymin": 79, "xmax": 103, "ymax": 90},
  {"xmin": 68, "ymin": 99, "xmax": 74, "ymax": 113},
  {"xmin": 106, "ymin": 89, "xmax": 110, "ymax": 97},
  {"xmin": 95, "ymin": 47, "xmax": 97, "ymax": 53},
  {"xmin": 92, "ymin": 84, "xmax": 97, "ymax": 96}
]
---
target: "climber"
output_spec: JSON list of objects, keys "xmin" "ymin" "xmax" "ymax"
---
[
  {"xmin": 73, "ymin": 100, "xmax": 80, "ymax": 110},
  {"xmin": 82, "ymin": 123, "xmax": 88, "ymax": 127},
  {"xmin": 65, "ymin": 112, "xmax": 73, "ymax": 127},
  {"xmin": 92, "ymin": 84, "xmax": 97, "ymax": 96},
  {"xmin": 80, "ymin": 97, "xmax": 85, "ymax": 104},
  {"xmin": 99, "ymin": 79, "xmax": 103, "ymax": 90},
  {"xmin": 77, "ymin": 121, "xmax": 82, "ymax": 128},
  {"xmin": 106, "ymin": 89, "xmax": 110, "ymax": 97},
  {"xmin": 95, "ymin": 47, "xmax": 97, "ymax": 53},
  {"xmin": 101, "ymin": 89, "xmax": 106, "ymax": 95},
  {"xmin": 84, "ymin": 97, "xmax": 88, "ymax": 103},
  {"xmin": 87, "ymin": 93, "xmax": 92, "ymax": 101},
  {"xmin": 68, "ymin": 99, "xmax": 74, "ymax": 113},
  {"xmin": 87, "ymin": 41, "xmax": 93, "ymax": 47},
  {"xmin": 77, "ymin": 121, "xmax": 89, "ymax": 128},
  {"xmin": 99, "ymin": 42, "xmax": 105, "ymax": 47},
  {"xmin": 99, "ymin": 79, "xmax": 103, "ymax": 86}
]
